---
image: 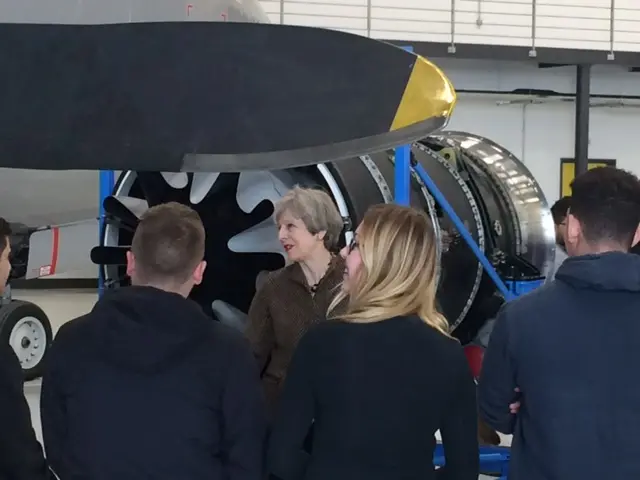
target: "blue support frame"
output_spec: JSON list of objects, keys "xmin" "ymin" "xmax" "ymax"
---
[
  {"xmin": 98, "ymin": 170, "xmax": 115, "ymax": 297},
  {"xmin": 412, "ymin": 162, "xmax": 515, "ymax": 302}
]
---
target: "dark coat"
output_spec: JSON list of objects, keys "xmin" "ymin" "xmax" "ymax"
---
[
  {"xmin": 267, "ymin": 315, "xmax": 479, "ymax": 480},
  {"xmin": 479, "ymin": 252, "xmax": 640, "ymax": 480},
  {"xmin": 245, "ymin": 256, "xmax": 344, "ymax": 420},
  {"xmin": 0, "ymin": 339, "xmax": 52, "ymax": 480},
  {"xmin": 40, "ymin": 286, "xmax": 266, "ymax": 480}
]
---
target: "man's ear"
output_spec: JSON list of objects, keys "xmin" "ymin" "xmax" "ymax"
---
[
  {"xmin": 193, "ymin": 260, "xmax": 207, "ymax": 285},
  {"xmin": 565, "ymin": 213, "xmax": 581, "ymax": 245},
  {"xmin": 317, "ymin": 230, "xmax": 327, "ymax": 241},
  {"xmin": 631, "ymin": 224, "xmax": 640, "ymax": 248},
  {"xmin": 126, "ymin": 251, "xmax": 135, "ymax": 278}
]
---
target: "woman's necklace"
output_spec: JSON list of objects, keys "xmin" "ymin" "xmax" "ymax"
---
[{"xmin": 306, "ymin": 255, "xmax": 334, "ymax": 294}]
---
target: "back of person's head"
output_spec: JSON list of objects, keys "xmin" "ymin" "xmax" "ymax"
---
[
  {"xmin": 127, "ymin": 202, "xmax": 206, "ymax": 294},
  {"xmin": 0, "ymin": 218, "xmax": 12, "ymax": 294},
  {"xmin": 551, "ymin": 196, "xmax": 571, "ymax": 225},
  {"xmin": 566, "ymin": 166, "xmax": 640, "ymax": 255},
  {"xmin": 329, "ymin": 203, "xmax": 449, "ymax": 336}
]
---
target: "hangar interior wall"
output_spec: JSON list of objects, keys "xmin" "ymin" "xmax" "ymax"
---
[
  {"xmin": 435, "ymin": 58, "xmax": 640, "ymax": 206},
  {"xmin": 260, "ymin": 0, "xmax": 640, "ymax": 52}
]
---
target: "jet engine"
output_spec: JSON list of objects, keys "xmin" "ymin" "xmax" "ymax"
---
[{"xmin": 93, "ymin": 131, "xmax": 555, "ymax": 344}]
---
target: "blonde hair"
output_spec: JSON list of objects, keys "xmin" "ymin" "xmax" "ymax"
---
[
  {"xmin": 329, "ymin": 203, "xmax": 450, "ymax": 336},
  {"xmin": 274, "ymin": 186, "xmax": 344, "ymax": 251}
]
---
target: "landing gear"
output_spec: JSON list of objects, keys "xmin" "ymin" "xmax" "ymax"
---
[{"xmin": 0, "ymin": 299, "xmax": 53, "ymax": 381}]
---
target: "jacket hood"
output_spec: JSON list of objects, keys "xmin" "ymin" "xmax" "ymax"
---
[
  {"xmin": 88, "ymin": 286, "xmax": 212, "ymax": 373},
  {"xmin": 555, "ymin": 251, "xmax": 640, "ymax": 292}
]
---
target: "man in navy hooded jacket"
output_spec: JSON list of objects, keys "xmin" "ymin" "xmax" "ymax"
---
[
  {"xmin": 40, "ymin": 202, "xmax": 266, "ymax": 480},
  {"xmin": 478, "ymin": 166, "xmax": 640, "ymax": 480}
]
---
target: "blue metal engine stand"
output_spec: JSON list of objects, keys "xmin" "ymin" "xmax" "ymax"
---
[{"xmin": 98, "ymin": 170, "xmax": 115, "ymax": 297}]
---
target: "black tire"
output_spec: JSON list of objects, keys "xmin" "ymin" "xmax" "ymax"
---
[{"xmin": 0, "ymin": 300, "xmax": 53, "ymax": 381}]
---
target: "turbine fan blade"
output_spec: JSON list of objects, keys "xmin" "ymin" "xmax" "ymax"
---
[
  {"xmin": 236, "ymin": 171, "xmax": 291, "ymax": 214},
  {"xmin": 190, "ymin": 172, "xmax": 220, "ymax": 204},
  {"xmin": 117, "ymin": 196, "xmax": 149, "ymax": 218},
  {"xmin": 103, "ymin": 196, "xmax": 140, "ymax": 229},
  {"xmin": 161, "ymin": 172, "xmax": 189, "ymax": 189},
  {"xmin": 103, "ymin": 216, "xmax": 136, "ymax": 233},
  {"xmin": 228, "ymin": 217, "xmax": 285, "ymax": 257},
  {"xmin": 211, "ymin": 300, "xmax": 249, "ymax": 333},
  {"xmin": 91, "ymin": 246, "xmax": 128, "ymax": 265}
]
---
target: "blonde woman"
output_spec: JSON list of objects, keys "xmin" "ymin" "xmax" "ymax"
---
[
  {"xmin": 267, "ymin": 203, "xmax": 479, "ymax": 480},
  {"xmin": 245, "ymin": 186, "xmax": 346, "ymax": 422}
]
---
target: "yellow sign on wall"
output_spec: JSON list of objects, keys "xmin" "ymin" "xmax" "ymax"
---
[{"xmin": 559, "ymin": 158, "xmax": 616, "ymax": 198}]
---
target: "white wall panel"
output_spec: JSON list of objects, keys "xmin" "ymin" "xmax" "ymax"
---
[
  {"xmin": 262, "ymin": 0, "xmax": 640, "ymax": 54},
  {"xmin": 431, "ymin": 58, "xmax": 640, "ymax": 96},
  {"xmin": 369, "ymin": 1, "xmax": 451, "ymax": 43},
  {"xmin": 453, "ymin": 0, "xmax": 531, "ymax": 47},
  {"xmin": 433, "ymin": 59, "xmax": 640, "ymax": 207},
  {"xmin": 446, "ymin": 98, "xmax": 640, "ymax": 206},
  {"xmin": 279, "ymin": 0, "xmax": 368, "ymax": 35}
]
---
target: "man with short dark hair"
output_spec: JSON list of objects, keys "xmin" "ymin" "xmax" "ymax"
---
[
  {"xmin": 0, "ymin": 218, "xmax": 54, "ymax": 480},
  {"xmin": 478, "ymin": 167, "xmax": 640, "ymax": 480},
  {"xmin": 41, "ymin": 202, "xmax": 266, "ymax": 480},
  {"xmin": 547, "ymin": 195, "xmax": 571, "ymax": 281}
]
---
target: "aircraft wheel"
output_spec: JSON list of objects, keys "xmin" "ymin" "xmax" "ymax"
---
[{"xmin": 0, "ymin": 300, "xmax": 53, "ymax": 381}]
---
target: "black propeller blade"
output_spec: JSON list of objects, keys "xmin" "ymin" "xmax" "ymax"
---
[
  {"xmin": 91, "ymin": 246, "xmax": 128, "ymax": 266},
  {"xmin": 0, "ymin": 22, "xmax": 455, "ymax": 173}
]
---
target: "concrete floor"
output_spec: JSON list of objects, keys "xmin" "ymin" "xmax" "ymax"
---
[{"xmin": 14, "ymin": 288, "xmax": 509, "ymax": 478}]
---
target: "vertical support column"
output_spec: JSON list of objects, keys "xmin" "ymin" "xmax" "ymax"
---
[
  {"xmin": 98, "ymin": 170, "xmax": 115, "ymax": 297},
  {"xmin": 574, "ymin": 64, "xmax": 591, "ymax": 176},
  {"xmin": 394, "ymin": 45, "xmax": 413, "ymax": 206}
]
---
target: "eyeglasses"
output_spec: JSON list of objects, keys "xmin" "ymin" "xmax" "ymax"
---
[{"xmin": 347, "ymin": 238, "xmax": 359, "ymax": 253}]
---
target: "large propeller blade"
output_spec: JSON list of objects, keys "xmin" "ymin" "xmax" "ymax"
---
[{"xmin": 0, "ymin": 22, "xmax": 456, "ymax": 173}]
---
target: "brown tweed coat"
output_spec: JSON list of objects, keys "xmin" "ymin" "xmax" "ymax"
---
[{"xmin": 245, "ymin": 255, "xmax": 345, "ymax": 420}]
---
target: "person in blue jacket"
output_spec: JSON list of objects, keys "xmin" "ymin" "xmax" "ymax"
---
[{"xmin": 478, "ymin": 166, "xmax": 640, "ymax": 480}]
